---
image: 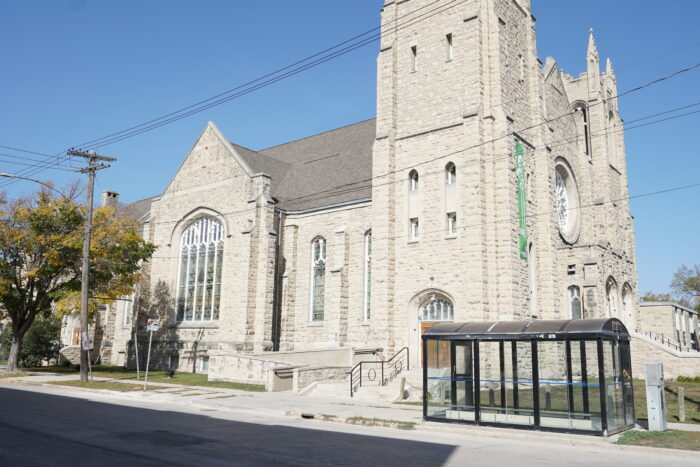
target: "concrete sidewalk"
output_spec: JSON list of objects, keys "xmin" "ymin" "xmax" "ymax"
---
[{"xmin": 2, "ymin": 369, "xmax": 699, "ymax": 444}]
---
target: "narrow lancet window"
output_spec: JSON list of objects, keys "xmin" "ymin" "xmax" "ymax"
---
[{"xmin": 311, "ymin": 237, "xmax": 326, "ymax": 321}]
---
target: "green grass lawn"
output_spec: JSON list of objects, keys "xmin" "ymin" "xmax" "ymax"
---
[
  {"xmin": 47, "ymin": 380, "xmax": 167, "ymax": 392},
  {"xmin": 616, "ymin": 430, "xmax": 700, "ymax": 451},
  {"xmin": 0, "ymin": 372, "xmax": 29, "ymax": 378},
  {"xmin": 25, "ymin": 365, "xmax": 265, "ymax": 392},
  {"xmin": 634, "ymin": 379, "xmax": 700, "ymax": 424}
]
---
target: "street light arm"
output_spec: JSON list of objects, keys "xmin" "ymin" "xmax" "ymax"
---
[{"xmin": 0, "ymin": 173, "xmax": 75, "ymax": 204}]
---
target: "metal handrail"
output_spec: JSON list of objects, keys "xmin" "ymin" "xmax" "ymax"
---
[{"xmin": 350, "ymin": 347, "xmax": 409, "ymax": 397}]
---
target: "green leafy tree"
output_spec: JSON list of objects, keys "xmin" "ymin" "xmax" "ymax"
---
[
  {"xmin": 0, "ymin": 188, "xmax": 156, "ymax": 372},
  {"xmin": 671, "ymin": 264, "xmax": 700, "ymax": 312},
  {"xmin": 640, "ymin": 291, "xmax": 673, "ymax": 303},
  {"xmin": 0, "ymin": 314, "xmax": 61, "ymax": 367}
]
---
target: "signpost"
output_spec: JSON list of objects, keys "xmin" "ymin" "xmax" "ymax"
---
[
  {"xmin": 143, "ymin": 319, "xmax": 159, "ymax": 391},
  {"xmin": 81, "ymin": 331, "xmax": 94, "ymax": 381}
]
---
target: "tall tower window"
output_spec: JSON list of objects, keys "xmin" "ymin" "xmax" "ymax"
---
[
  {"xmin": 176, "ymin": 217, "xmax": 224, "ymax": 322},
  {"xmin": 409, "ymin": 169, "xmax": 419, "ymax": 191},
  {"xmin": 574, "ymin": 104, "xmax": 591, "ymax": 156},
  {"xmin": 410, "ymin": 45, "xmax": 417, "ymax": 72},
  {"xmin": 445, "ymin": 162, "xmax": 456, "ymax": 185},
  {"xmin": 606, "ymin": 277, "xmax": 619, "ymax": 318},
  {"xmin": 410, "ymin": 218, "xmax": 419, "ymax": 240},
  {"xmin": 446, "ymin": 34, "xmax": 453, "ymax": 61},
  {"xmin": 528, "ymin": 242, "xmax": 538, "ymax": 318},
  {"xmin": 363, "ymin": 231, "xmax": 372, "ymax": 321},
  {"xmin": 447, "ymin": 213, "xmax": 457, "ymax": 235},
  {"xmin": 310, "ymin": 236, "xmax": 327, "ymax": 321}
]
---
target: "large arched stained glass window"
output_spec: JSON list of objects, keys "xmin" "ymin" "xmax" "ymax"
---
[
  {"xmin": 310, "ymin": 237, "xmax": 326, "ymax": 321},
  {"xmin": 176, "ymin": 217, "xmax": 224, "ymax": 321}
]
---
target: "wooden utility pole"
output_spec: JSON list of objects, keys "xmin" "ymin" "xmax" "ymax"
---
[{"xmin": 68, "ymin": 149, "xmax": 117, "ymax": 383}]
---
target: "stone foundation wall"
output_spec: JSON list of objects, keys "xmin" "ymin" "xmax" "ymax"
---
[{"xmin": 631, "ymin": 334, "xmax": 700, "ymax": 380}]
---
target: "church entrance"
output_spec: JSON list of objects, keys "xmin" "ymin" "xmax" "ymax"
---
[{"xmin": 417, "ymin": 293, "xmax": 454, "ymax": 366}]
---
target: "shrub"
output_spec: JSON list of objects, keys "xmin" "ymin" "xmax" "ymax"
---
[
  {"xmin": 677, "ymin": 375, "xmax": 700, "ymax": 383},
  {"xmin": 0, "ymin": 314, "xmax": 61, "ymax": 367}
]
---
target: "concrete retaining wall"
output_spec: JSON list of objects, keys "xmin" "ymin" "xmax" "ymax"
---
[{"xmin": 631, "ymin": 334, "xmax": 700, "ymax": 380}]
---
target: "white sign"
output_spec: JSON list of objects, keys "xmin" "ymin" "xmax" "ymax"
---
[
  {"xmin": 81, "ymin": 332, "xmax": 94, "ymax": 350},
  {"xmin": 146, "ymin": 318, "xmax": 159, "ymax": 332}
]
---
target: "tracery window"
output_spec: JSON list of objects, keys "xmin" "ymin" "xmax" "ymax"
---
[
  {"xmin": 176, "ymin": 217, "xmax": 224, "ymax": 322},
  {"xmin": 363, "ymin": 231, "xmax": 371, "ymax": 321},
  {"xmin": 568, "ymin": 286, "xmax": 582, "ymax": 319},
  {"xmin": 310, "ymin": 237, "xmax": 326, "ymax": 321},
  {"xmin": 419, "ymin": 295, "xmax": 454, "ymax": 322},
  {"xmin": 554, "ymin": 158, "xmax": 580, "ymax": 244}
]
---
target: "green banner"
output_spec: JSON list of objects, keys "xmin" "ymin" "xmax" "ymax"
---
[{"xmin": 515, "ymin": 141, "xmax": 528, "ymax": 260}]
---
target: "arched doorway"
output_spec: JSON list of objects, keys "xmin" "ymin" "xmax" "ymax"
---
[{"xmin": 409, "ymin": 290, "xmax": 454, "ymax": 367}]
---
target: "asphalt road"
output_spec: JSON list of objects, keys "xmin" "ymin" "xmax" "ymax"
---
[{"xmin": 0, "ymin": 385, "xmax": 697, "ymax": 466}]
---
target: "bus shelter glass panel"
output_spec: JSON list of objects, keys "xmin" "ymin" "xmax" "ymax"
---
[
  {"xmin": 620, "ymin": 340, "xmax": 635, "ymax": 427},
  {"xmin": 425, "ymin": 339, "xmax": 452, "ymax": 418},
  {"xmin": 478, "ymin": 341, "xmax": 504, "ymax": 423},
  {"xmin": 604, "ymin": 340, "xmax": 629, "ymax": 433},
  {"xmin": 503, "ymin": 341, "xmax": 535, "ymax": 425},
  {"xmin": 570, "ymin": 340, "xmax": 602, "ymax": 431},
  {"xmin": 478, "ymin": 341, "xmax": 534, "ymax": 426},
  {"xmin": 584, "ymin": 340, "xmax": 603, "ymax": 430},
  {"xmin": 451, "ymin": 341, "xmax": 476, "ymax": 421},
  {"xmin": 538, "ymin": 340, "xmax": 573, "ymax": 429}
]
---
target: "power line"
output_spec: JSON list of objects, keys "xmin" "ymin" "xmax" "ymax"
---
[
  {"xmin": 144, "ymin": 180, "xmax": 700, "ymax": 261},
  {"xmin": 104, "ymin": 97, "xmax": 700, "ymax": 232},
  {"xmin": 3, "ymin": 7, "xmax": 700, "ymax": 188},
  {"xmin": 0, "ymin": 0, "xmax": 466, "ymax": 186}
]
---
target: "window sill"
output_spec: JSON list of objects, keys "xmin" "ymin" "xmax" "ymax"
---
[
  {"xmin": 408, "ymin": 239, "xmax": 419, "ymax": 244},
  {"xmin": 307, "ymin": 322, "xmax": 325, "ymax": 327},
  {"xmin": 361, "ymin": 322, "xmax": 371, "ymax": 327},
  {"xmin": 445, "ymin": 234, "xmax": 457, "ymax": 240},
  {"xmin": 173, "ymin": 321, "xmax": 220, "ymax": 329}
]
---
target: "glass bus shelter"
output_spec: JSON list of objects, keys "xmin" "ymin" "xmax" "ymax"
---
[{"xmin": 423, "ymin": 318, "xmax": 634, "ymax": 435}]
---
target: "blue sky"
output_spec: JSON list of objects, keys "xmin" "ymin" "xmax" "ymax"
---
[{"xmin": 1, "ymin": 0, "xmax": 698, "ymax": 295}]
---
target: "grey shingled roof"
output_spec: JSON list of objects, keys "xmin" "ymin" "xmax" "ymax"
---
[
  {"xmin": 128, "ymin": 118, "xmax": 375, "ymax": 218},
  {"xmin": 254, "ymin": 118, "xmax": 375, "ymax": 211},
  {"xmin": 124, "ymin": 196, "xmax": 156, "ymax": 221}
]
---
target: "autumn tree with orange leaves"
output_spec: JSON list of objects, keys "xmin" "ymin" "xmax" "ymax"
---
[{"xmin": 0, "ymin": 189, "xmax": 155, "ymax": 372}]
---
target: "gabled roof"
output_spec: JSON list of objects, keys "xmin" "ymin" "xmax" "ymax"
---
[
  {"xmin": 127, "ymin": 118, "xmax": 376, "ymax": 217},
  {"xmin": 234, "ymin": 118, "xmax": 375, "ymax": 211}
]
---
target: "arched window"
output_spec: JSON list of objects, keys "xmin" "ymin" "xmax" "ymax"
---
[
  {"xmin": 574, "ymin": 103, "xmax": 591, "ymax": 156},
  {"xmin": 419, "ymin": 294, "xmax": 454, "ymax": 321},
  {"xmin": 606, "ymin": 277, "xmax": 619, "ymax": 318},
  {"xmin": 363, "ymin": 231, "xmax": 372, "ymax": 321},
  {"xmin": 621, "ymin": 283, "xmax": 634, "ymax": 326},
  {"xmin": 554, "ymin": 158, "xmax": 581, "ymax": 244},
  {"xmin": 409, "ymin": 170, "xmax": 419, "ymax": 191},
  {"xmin": 568, "ymin": 286, "xmax": 582, "ymax": 319},
  {"xmin": 445, "ymin": 162, "xmax": 456, "ymax": 185},
  {"xmin": 176, "ymin": 217, "xmax": 224, "ymax": 321},
  {"xmin": 310, "ymin": 237, "xmax": 326, "ymax": 321},
  {"xmin": 528, "ymin": 242, "xmax": 538, "ymax": 317}
]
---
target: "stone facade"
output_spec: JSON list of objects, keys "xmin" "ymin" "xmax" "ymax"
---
[{"xmin": 96, "ymin": 0, "xmax": 645, "ymax": 375}]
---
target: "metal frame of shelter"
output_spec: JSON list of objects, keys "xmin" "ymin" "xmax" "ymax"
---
[{"xmin": 422, "ymin": 318, "xmax": 635, "ymax": 436}]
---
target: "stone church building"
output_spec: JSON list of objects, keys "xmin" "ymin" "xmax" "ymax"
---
[{"xmin": 91, "ymin": 0, "xmax": 645, "ymax": 376}]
